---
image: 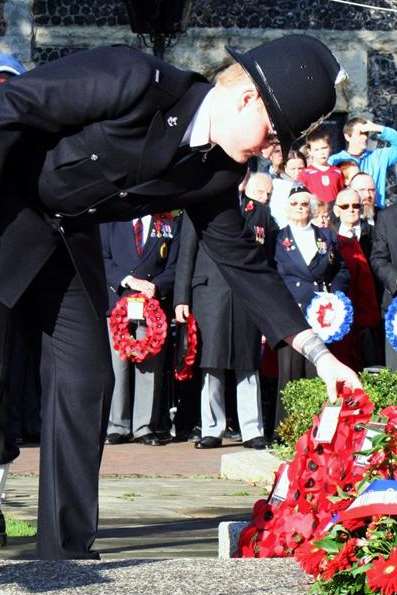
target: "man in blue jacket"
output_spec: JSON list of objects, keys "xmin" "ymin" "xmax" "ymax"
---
[
  {"xmin": 329, "ymin": 117, "xmax": 397, "ymax": 209},
  {"xmin": 101, "ymin": 214, "xmax": 180, "ymax": 446}
]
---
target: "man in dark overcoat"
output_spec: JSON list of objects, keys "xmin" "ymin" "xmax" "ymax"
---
[
  {"xmin": 174, "ymin": 211, "xmax": 264, "ymax": 449},
  {"xmin": 371, "ymin": 204, "xmax": 397, "ymax": 370},
  {"xmin": 0, "ymin": 35, "xmax": 360, "ymax": 559}
]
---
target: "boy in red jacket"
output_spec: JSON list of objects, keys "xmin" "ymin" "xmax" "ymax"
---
[{"xmin": 299, "ymin": 127, "xmax": 345, "ymax": 203}]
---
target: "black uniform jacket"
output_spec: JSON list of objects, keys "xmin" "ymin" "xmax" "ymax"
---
[
  {"xmin": 371, "ymin": 205, "xmax": 397, "ymax": 313},
  {"xmin": 100, "ymin": 215, "xmax": 180, "ymax": 312},
  {"xmin": 0, "ymin": 45, "xmax": 309, "ymax": 346},
  {"xmin": 275, "ymin": 225, "xmax": 350, "ymax": 310},
  {"xmin": 173, "ymin": 211, "xmax": 261, "ymax": 370},
  {"xmin": 241, "ymin": 194, "xmax": 279, "ymax": 266}
]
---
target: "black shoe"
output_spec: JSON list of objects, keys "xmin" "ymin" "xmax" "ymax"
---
[
  {"xmin": 134, "ymin": 433, "xmax": 162, "ymax": 446},
  {"xmin": 242, "ymin": 436, "xmax": 269, "ymax": 450},
  {"xmin": 195, "ymin": 436, "xmax": 222, "ymax": 449},
  {"xmin": 0, "ymin": 509, "xmax": 6, "ymax": 547},
  {"xmin": 105, "ymin": 433, "xmax": 131, "ymax": 445},
  {"xmin": 155, "ymin": 431, "xmax": 173, "ymax": 444},
  {"xmin": 224, "ymin": 429, "xmax": 242, "ymax": 441},
  {"xmin": 188, "ymin": 426, "xmax": 202, "ymax": 444},
  {"xmin": 22, "ymin": 432, "xmax": 41, "ymax": 444}
]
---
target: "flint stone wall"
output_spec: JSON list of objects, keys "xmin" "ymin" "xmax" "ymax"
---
[
  {"xmin": 0, "ymin": 1, "xmax": 397, "ymax": 125},
  {"xmin": 31, "ymin": 0, "xmax": 397, "ymax": 32}
]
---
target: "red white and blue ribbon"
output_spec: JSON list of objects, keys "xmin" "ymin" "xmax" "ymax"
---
[
  {"xmin": 306, "ymin": 290, "xmax": 353, "ymax": 344},
  {"xmin": 339, "ymin": 479, "xmax": 397, "ymax": 520},
  {"xmin": 385, "ymin": 297, "xmax": 397, "ymax": 352}
]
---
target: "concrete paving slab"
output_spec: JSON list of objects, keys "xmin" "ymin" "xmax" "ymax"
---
[
  {"xmin": 0, "ymin": 559, "xmax": 310, "ymax": 594},
  {"xmin": 1, "ymin": 476, "xmax": 264, "ymax": 560},
  {"xmin": 220, "ymin": 450, "xmax": 280, "ymax": 486}
]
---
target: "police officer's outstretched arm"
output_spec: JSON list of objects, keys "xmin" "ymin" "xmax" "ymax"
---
[{"xmin": 187, "ymin": 192, "xmax": 361, "ymax": 401}]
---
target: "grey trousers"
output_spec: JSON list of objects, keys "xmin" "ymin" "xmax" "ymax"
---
[
  {"xmin": 201, "ymin": 369, "xmax": 264, "ymax": 442},
  {"xmin": 386, "ymin": 339, "xmax": 397, "ymax": 371},
  {"xmin": 107, "ymin": 321, "xmax": 165, "ymax": 438}
]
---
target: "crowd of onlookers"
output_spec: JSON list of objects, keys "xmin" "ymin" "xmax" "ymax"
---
[{"xmin": 9, "ymin": 115, "xmax": 397, "ymax": 452}]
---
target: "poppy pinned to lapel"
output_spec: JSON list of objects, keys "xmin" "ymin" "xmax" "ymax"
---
[
  {"xmin": 282, "ymin": 237, "xmax": 295, "ymax": 251},
  {"xmin": 244, "ymin": 200, "xmax": 255, "ymax": 213}
]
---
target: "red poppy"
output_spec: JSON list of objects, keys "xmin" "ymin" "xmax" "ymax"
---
[
  {"xmin": 322, "ymin": 538, "xmax": 358, "ymax": 580},
  {"xmin": 295, "ymin": 541, "xmax": 327, "ymax": 576},
  {"xmin": 238, "ymin": 526, "xmax": 259, "ymax": 558},
  {"xmin": 281, "ymin": 237, "xmax": 294, "ymax": 250},
  {"xmin": 244, "ymin": 200, "xmax": 255, "ymax": 212},
  {"xmin": 381, "ymin": 406, "xmax": 397, "ymax": 425},
  {"xmin": 252, "ymin": 499, "xmax": 273, "ymax": 529},
  {"xmin": 367, "ymin": 548, "xmax": 397, "ymax": 595},
  {"xmin": 174, "ymin": 313, "xmax": 198, "ymax": 381},
  {"xmin": 342, "ymin": 517, "xmax": 367, "ymax": 533}
]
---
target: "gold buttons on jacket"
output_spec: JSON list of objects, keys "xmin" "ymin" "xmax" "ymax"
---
[
  {"xmin": 119, "ymin": 191, "xmax": 128, "ymax": 198},
  {"xmin": 90, "ymin": 153, "xmax": 99, "ymax": 161}
]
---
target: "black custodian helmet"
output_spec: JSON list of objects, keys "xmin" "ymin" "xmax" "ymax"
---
[{"xmin": 226, "ymin": 34, "xmax": 346, "ymax": 159}]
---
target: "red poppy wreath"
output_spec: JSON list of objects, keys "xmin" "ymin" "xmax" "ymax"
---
[
  {"xmin": 174, "ymin": 313, "xmax": 198, "ymax": 381},
  {"xmin": 109, "ymin": 294, "xmax": 167, "ymax": 364}
]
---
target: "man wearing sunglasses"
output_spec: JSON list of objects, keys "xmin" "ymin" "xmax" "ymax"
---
[
  {"xmin": 0, "ymin": 34, "xmax": 361, "ymax": 559},
  {"xmin": 334, "ymin": 188, "xmax": 382, "ymax": 369}
]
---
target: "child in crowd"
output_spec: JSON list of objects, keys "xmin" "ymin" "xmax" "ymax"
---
[
  {"xmin": 339, "ymin": 160, "xmax": 360, "ymax": 186},
  {"xmin": 283, "ymin": 149, "xmax": 307, "ymax": 181},
  {"xmin": 298, "ymin": 128, "xmax": 344, "ymax": 203},
  {"xmin": 329, "ymin": 117, "xmax": 397, "ymax": 208}
]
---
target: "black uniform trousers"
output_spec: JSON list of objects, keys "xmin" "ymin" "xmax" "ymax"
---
[{"xmin": 0, "ymin": 243, "xmax": 114, "ymax": 559}]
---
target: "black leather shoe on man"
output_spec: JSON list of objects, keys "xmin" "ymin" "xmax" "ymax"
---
[
  {"xmin": 195, "ymin": 436, "xmax": 222, "ymax": 449},
  {"xmin": 105, "ymin": 433, "xmax": 131, "ymax": 445},
  {"xmin": 242, "ymin": 436, "xmax": 269, "ymax": 450},
  {"xmin": 134, "ymin": 433, "xmax": 162, "ymax": 446}
]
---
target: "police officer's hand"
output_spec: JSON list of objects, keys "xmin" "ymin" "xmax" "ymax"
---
[
  {"xmin": 175, "ymin": 304, "xmax": 190, "ymax": 323},
  {"xmin": 316, "ymin": 352, "xmax": 362, "ymax": 404},
  {"xmin": 121, "ymin": 275, "xmax": 155, "ymax": 298}
]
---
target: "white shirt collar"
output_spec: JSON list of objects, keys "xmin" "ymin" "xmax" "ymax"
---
[
  {"xmin": 181, "ymin": 88, "xmax": 215, "ymax": 149},
  {"xmin": 289, "ymin": 222, "xmax": 313, "ymax": 233},
  {"xmin": 339, "ymin": 222, "xmax": 361, "ymax": 239}
]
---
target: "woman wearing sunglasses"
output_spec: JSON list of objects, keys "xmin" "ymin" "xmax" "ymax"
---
[
  {"xmin": 273, "ymin": 184, "xmax": 350, "ymax": 430},
  {"xmin": 333, "ymin": 188, "xmax": 381, "ymax": 370}
]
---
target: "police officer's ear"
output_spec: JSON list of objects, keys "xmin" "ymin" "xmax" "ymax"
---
[{"xmin": 238, "ymin": 87, "xmax": 262, "ymax": 111}]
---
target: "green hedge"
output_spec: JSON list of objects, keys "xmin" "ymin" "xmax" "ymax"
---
[{"xmin": 276, "ymin": 368, "xmax": 397, "ymax": 453}]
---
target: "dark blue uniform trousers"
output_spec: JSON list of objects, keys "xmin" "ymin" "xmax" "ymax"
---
[{"xmin": 0, "ymin": 245, "xmax": 114, "ymax": 559}]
